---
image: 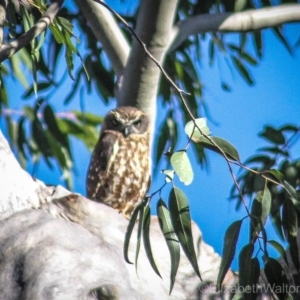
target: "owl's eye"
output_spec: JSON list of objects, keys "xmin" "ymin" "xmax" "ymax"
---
[
  {"xmin": 112, "ymin": 118, "xmax": 120, "ymax": 126},
  {"xmin": 133, "ymin": 120, "xmax": 141, "ymax": 127}
]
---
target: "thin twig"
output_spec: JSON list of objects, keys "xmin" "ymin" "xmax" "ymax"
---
[{"xmin": 0, "ymin": 0, "xmax": 63, "ymax": 62}]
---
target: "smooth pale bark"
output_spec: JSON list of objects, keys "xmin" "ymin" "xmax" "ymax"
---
[
  {"xmin": 0, "ymin": 131, "xmax": 232, "ymax": 299},
  {"xmin": 76, "ymin": 0, "xmax": 130, "ymax": 76},
  {"xmin": 170, "ymin": 4, "xmax": 300, "ymax": 50}
]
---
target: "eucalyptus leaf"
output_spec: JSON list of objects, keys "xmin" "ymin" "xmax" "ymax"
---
[
  {"xmin": 184, "ymin": 118, "xmax": 211, "ymax": 141},
  {"xmin": 217, "ymin": 220, "xmax": 243, "ymax": 290},
  {"xmin": 157, "ymin": 199, "xmax": 180, "ymax": 294},
  {"xmin": 142, "ymin": 206, "xmax": 161, "ymax": 278},
  {"xmin": 169, "ymin": 187, "xmax": 201, "ymax": 279},
  {"xmin": 195, "ymin": 136, "xmax": 240, "ymax": 161},
  {"xmin": 170, "ymin": 150, "xmax": 194, "ymax": 185},
  {"xmin": 123, "ymin": 202, "xmax": 143, "ymax": 264}
]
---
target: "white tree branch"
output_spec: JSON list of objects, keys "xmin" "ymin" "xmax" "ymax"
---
[
  {"xmin": 0, "ymin": 0, "xmax": 6, "ymax": 47},
  {"xmin": 117, "ymin": 0, "xmax": 179, "ymax": 143},
  {"xmin": 0, "ymin": 0, "xmax": 63, "ymax": 62},
  {"xmin": 170, "ymin": 4, "xmax": 300, "ymax": 50},
  {"xmin": 76, "ymin": 0, "xmax": 130, "ymax": 76}
]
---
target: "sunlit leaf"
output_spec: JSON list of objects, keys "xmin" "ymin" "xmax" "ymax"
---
[
  {"xmin": 142, "ymin": 205, "xmax": 161, "ymax": 278},
  {"xmin": 157, "ymin": 199, "xmax": 180, "ymax": 294},
  {"xmin": 184, "ymin": 118, "xmax": 210, "ymax": 141},
  {"xmin": 169, "ymin": 187, "xmax": 201, "ymax": 279},
  {"xmin": 170, "ymin": 150, "xmax": 194, "ymax": 185},
  {"xmin": 217, "ymin": 220, "xmax": 243, "ymax": 290},
  {"xmin": 162, "ymin": 169, "xmax": 175, "ymax": 182},
  {"xmin": 73, "ymin": 111, "xmax": 103, "ymax": 126}
]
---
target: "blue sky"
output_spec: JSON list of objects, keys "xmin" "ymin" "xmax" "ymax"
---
[{"xmin": 1, "ymin": 7, "xmax": 300, "ymax": 271}]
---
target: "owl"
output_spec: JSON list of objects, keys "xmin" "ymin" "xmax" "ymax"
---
[{"xmin": 86, "ymin": 106, "xmax": 151, "ymax": 219}]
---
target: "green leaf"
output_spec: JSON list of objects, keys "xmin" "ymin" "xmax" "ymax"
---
[
  {"xmin": 241, "ymin": 51, "xmax": 258, "ymax": 65},
  {"xmin": 272, "ymin": 27, "xmax": 293, "ymax": 56},
  {"xmin": 264, "ymin": 258, "xmax": 290, "ymax": 300},
  {"xmin": 169, "ymin": 187, "xmax": 201, "ymax": 279},
  {"xmin": 17, "ymin": 117, "xmax": 28, "ymax": 160},
  {"xmin": 196, "ymin": 136, "xmax": 240, "ymax": 161},
  {"xmin": 217, "ymin": 220, "xmax": 243, "ymax": 290},
  {"xmin": 234, "ymin": 0, "xmax": 247, "ymax": 12},
  {"xmin": 231, "ymin": 56, "xmax": 254, "ymax": 85},
  {"xmin": 253, "ymin": 31, "xmax": 262, "ymax": 58},
  {"xmin": 283, "ymin": 181, "xmax": 300, "ymax": 212},
  {"xmin": 43, "ymin": 105, "xmax": 71, "ymax": 157},
  {"xmin": 238, "ymin": 243, "xmax": 254, "ymax": 286},
  {"xmin": 170, "ymin": 150, "xmax": 194, "ymax": 185},
  {"xmin": 31, "ymin": 117, "xmax": 53, "ymax": 167},
  {"xmin": 268, "ymin": 240, "xmax": 288, "ymax": 265},
  {"xmin": 73, "ymin": 111, "xmax": 103, "ymax": 126},
  {"xmin": 57, "ymin": 119, "xmax": 98, "ymax": 151},
  {"xmin": 123, "ymin": 202, "xmax": 143, "ymax": 264},
  {"xmin": 142, "ymin": 205, "xmax": 161, "ymax": 278},
  {"xmin": 162, "ymin": 169, "xmax": 175, "ymax": 182},
  {"xmin": 49, "ymin": 24, "xmax": 64, "ymax": 44},
  {"xmin": 221, "ymin": 82, "xmax": 231, "ymax": 92},
  {"xmin": 135, "ymin": 202, "xmax": 145, "ymax": 273},
  {"xmin": 249, "ymin": 187, "xmax": 271, "ymax": 241},
  {"xmin": 157, "ymin": 199, "xmax": 180, "ymax": 294},
  {"xmin": 259, "ymin": 126, "xmax": 285, "ymax": 145},
  {"xmin": 262, "ymin": 169, "xmax": 284, "ymax": 183},
  {"xmin": 282, "ymin": 198, "xmax": 299, "ymax": 271},
  {"xmin": 184, "ymin": 118, "xmax": 210, "ymax": 141},
  {"xmin": 238, "ymin": 248, "xmax": 260, "ymax": 300}
]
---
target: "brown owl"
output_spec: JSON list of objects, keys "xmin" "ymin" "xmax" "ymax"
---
[{"xmin": 86, "ymin": 106, "xmax": 151, "ymax": 219}]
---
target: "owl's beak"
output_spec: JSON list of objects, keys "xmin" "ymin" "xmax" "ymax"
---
[{"xmin": 123, "ymin": 125, "xmax": 132, "ymax": 137}]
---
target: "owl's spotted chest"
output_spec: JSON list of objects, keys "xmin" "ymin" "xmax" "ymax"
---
[{"xmin": 100, "ymin": 134, "xmax": 150, "ymax": 212}]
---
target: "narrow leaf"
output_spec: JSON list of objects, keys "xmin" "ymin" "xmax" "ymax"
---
[
  {"xmin": 157, "ymin": 199, "xmax": 180, "ymax": 294},
  {"xmin": 170, "ymin": 150, "xmax": 194, "ymax": 185},
  {"xmin": 169, "ymin": 187, "xmax": 201, "ymax": 279},
  {"xmin": 142, "ymin": 206, "xmax": 161, "ymax": 278},
  {"xmin": 232, "ymin": 56, "xmax": 254, "ymax": 85},
  {"xmin": 217, "ymin": 220, "xmax": 243, "ymax": 290},
  {"xmin": 135, "ymin": 203, "xmax": 145, "ymax": 274},
  {"xmin": 262, "ymin": 169, "xmax": 284, "ymax": 183},
  {"xmin": 197, "ymin": 136, "xmax": 240, "ymax": 161},
  {"xmin": 264, "ymin": 258, "xmax": 290, "ymax": 300},
  {"xmin": 283, "ymin": 180, "xmax": 300, "ymax": 212},
  {"xmin": 123, "ymin": 202, "xmax": 143, "ymax": 264},
  {"xmin": 239, "ymin": 244, "xmax": 254, "ymax": 287},
  {"xmin": 249, "ymin": 187, "xmax": 271, "ymax": 241},
  {"xmin": 268, "ymin": 240, "xmax": 288, "ymax": 265}
]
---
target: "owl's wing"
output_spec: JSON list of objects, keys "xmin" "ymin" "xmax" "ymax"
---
[{"xmin": 86, "ymin": 131, "xmax": 118, "ymax": 199}]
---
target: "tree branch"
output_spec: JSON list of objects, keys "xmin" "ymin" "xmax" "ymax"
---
[
  {"xmin": 116, "ymin": 0, "xmax": 179, "ymax": 144},
  {"xmin": 170, "ymin": 4, "xmax": 300, "ymax": 50},
  {"xmin": 0, "ymin": 0, "xmax": 63, "ymax": 63},
  {"xmin": 76, "ymin": 0, "xmax": 130, "ymax": 76},
  {"xmin": 0, "ymin": 0, "xmax": 6, "ymax": 47}
]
